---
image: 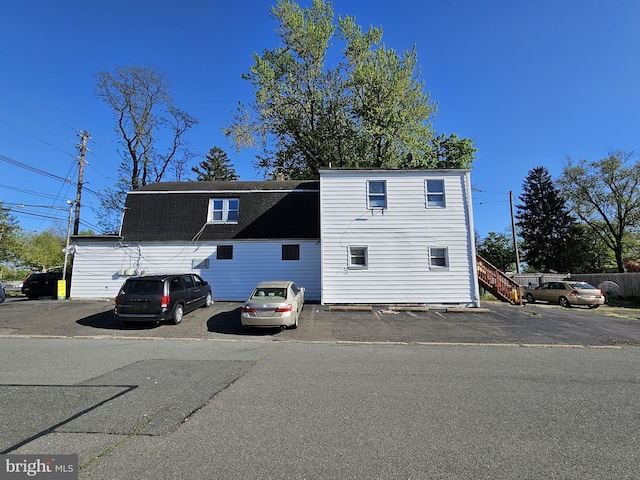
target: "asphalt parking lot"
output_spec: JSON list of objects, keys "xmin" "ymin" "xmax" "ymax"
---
[{"xmin": 1, "ymin": 296, "xmax": 640, "ymax": 346}]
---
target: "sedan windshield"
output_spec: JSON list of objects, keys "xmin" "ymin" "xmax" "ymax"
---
[
  {"xmin": 569, "ymin": 282, "xmax": 598, "ymax": 290},
  {"xmin": 251, "ymin": 288, "xmax": 287, "ymax": 300}
]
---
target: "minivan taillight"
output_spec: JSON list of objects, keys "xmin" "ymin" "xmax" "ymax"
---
[{"xmin": 161, "ymin": 295, "xmax": 171, "ymax": 308}]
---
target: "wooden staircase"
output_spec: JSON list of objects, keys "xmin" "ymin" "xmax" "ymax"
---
[{"xmin": 476, "ymin": 254, "xmax": 522, "ymax": 305}]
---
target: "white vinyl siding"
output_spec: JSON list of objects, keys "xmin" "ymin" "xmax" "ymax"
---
[
  {"xmin": 70, "ymin": 239, "xmax": 321, "ymax": 301},
  {"xmin": 320, "ymin": 169, "xmax": 479, "ymax": 306}
]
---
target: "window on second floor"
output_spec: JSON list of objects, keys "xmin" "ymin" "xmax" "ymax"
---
[
  {"xmin": 282, "ymin": 244, "xmax": 300, "ymax": 261},
  {"xmin": 367, "ymin": 180, "xmax": 387, "ymax": 209},
  {"xmin": 209, "ymin": 198, "xmax": 239, "ymax": 223},
  {"xmin": 425, "ymin": 180, "xmax": 445, "ymax": 208}
]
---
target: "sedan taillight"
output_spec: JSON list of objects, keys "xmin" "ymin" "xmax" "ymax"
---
[
  {"xmin": 161, "ymin": 295, "xmax": 170, "ymax": 308},
  {"xmin": 242, "ymin": 305, "xmax": 256, "ymax": 313},
  {"xmin": 570, "ymin": 290, "xmax": 579, "ymax": 295},
  {"xmin": 275, "ymin": 304, "xmax": 293, "ymax": 313}
]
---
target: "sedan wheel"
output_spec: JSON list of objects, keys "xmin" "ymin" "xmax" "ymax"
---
[
  {"xmin": 172, "ymin": 304, "xmax": 184, "ymax": 324},
  {"xmin": 559, "ymin": 296, "xmax": 571, "ymax": 308},
  {"xmin": 525, "ymin": 293, "xmax": 535, "ymax": 304},
  {"xmin": 588, "ymin": 304, "xmax": 600, "ymax": 309}
]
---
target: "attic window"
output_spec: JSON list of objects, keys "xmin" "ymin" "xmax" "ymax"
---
[{"xmin": 209, "ymin": 198, "xmax": 239, "ymax": 224}]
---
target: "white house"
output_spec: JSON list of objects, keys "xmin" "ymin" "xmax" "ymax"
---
[
  {"xmin": 319, "ymin": 169, "xmax": 480, "ymax": 306},
  {"xmin": 69, "ymin": 169, "xmax": 480, "ymax": 307},
  {"xmin": 69, "ymin": 180, "xmax": 322, "ymax": 302}
]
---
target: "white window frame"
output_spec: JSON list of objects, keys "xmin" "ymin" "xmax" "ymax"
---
[
  {"xmin": 429, "ymin": 247, "xmax": 449, "ymax": 269},
  {"xmin": 348, "ymin": 246, "xmax": 368, "ymax": 269},
  {"xmin": 208, "ymin": 198, "xmax": 239, "ymax": 224},
  {"xmin": 425, "ymin": 179, "xmax": 445, "ymax": 208},
  {"xmin": 367, "ymin": 180, "xmax": 387, "ymax": 209}
]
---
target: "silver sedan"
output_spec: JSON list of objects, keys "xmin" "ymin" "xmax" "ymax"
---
[{"xmin": 241, "ymin": 281, "xmax": 305, "ymax": 329}]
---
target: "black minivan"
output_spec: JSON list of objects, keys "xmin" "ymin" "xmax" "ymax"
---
[{"xmin": 114, "ymin": 274, "xmax": 212, "ymax": 324}]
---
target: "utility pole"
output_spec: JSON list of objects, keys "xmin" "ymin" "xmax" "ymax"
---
[
  {"xmin": 510, "ymin": 190, "xmax": 521, "ymax": 273},
  {"xmin": 74, "ymin": 131, "xmax": 89, "ymax": 235}
]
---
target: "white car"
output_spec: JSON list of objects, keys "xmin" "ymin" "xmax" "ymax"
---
[{"xmin": 241, "ymin": 281, "xmax": 305, "ymax": 329}]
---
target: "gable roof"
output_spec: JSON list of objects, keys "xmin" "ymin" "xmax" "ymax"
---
[{"xmin": 120, "ymin": 181, "xmax": 320, "ymax": 242}]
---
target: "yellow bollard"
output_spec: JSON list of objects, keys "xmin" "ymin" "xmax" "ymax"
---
[{"xmin": 57, "ymin": 280, "xmax": 67, "ymax": 300}]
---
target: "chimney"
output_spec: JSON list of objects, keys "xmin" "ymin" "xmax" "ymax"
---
[{"xmin": 276, "ymin": 172, "xmax": 285, "ymax": 181}]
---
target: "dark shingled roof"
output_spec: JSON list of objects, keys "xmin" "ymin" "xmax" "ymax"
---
[{"xmin": 120, "ymin": 180, "xmax": 320, "ymax": 242}]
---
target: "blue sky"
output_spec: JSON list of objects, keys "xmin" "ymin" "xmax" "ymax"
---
[{"xmin": 1, "ymin": 0, "xmax": 638, "ymax": 237}]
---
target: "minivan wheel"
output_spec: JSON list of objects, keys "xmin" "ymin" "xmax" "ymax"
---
[
  {"xmin": 172, "ymin": 304, "xmax": 185, "ymax": 325},
  {"xmin": 204, "ymin": 292, "xmax": 212, "ymax": 308},
  {"xmin": 559, "ymin": 296, "xmax": 571, "ymax": 308}
]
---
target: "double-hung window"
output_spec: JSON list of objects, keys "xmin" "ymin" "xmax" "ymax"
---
[
  {"xmin": 426, "ymin": 180, "xmax": 445, "ymax": 208},
  {"xmin": 367, "ymin": 180, "xmax": 387, "ymax": 209},
  {"xmin": 209, "ymin": 198, "xmax": 239, "ymax": 223},
  {"xmin": 349, "ymin": 246, "xmax": 368, "ymax": 268},
  {"xmin": 430, "ymin": 247, "xmax": 448, "ymax": 268}
]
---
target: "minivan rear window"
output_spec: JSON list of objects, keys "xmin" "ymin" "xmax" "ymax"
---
[{"xmin": 124, "ymin": 280, "xmax": 163, "ymax": 295}]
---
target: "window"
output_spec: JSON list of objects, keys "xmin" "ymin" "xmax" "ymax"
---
[
  {"xmin": 216, "ymin": 245, "xmax": 233, "ymax": 260},
  {"xmin": 349, "ymin": 246, "xmax": 368, "ymax": 268},
  {"xmin": 426, "ymin": 180, "xmax": 445, "ymax": 208},
  {"xmin": 182, "ymin": 275, "xmax": 195, "ymax": 289},
  {"xmin": 282, "ymin": 244, "xmax": 300, "ymax": 261},
  {"xmin": 430, "ymin": 247, "xmax": 448, "ymax": 268},
  {"xmin": 209, "ymin": 198, "xmax": 239, "ymax": 223},
  {"xmin": 367, "ymin": 180, "xmax": 387, "ymax": 209},
  {"xmin": 192, "ymin": 258, "xmax": 209, "ymax": 269}
]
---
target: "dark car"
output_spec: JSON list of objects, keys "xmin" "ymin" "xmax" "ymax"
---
[
  {"xmin": 114, "ymin": 274, "xmax": 212, "ymax": 324},
  {"xmin": 21, "ymin": 272, "xmax": 69, "ymax": 299}
]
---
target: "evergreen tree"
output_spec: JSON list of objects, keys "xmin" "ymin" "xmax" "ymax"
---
[
  {"xmin": 191, "ymin": 147, "xmax": 239, "ymax": 181},
  {"xmin": 515, "ymin": 166, "xmax": 575, "ymax": 272}
]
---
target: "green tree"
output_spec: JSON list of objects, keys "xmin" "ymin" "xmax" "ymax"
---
[
  {"xmin": 559, "ymin": 150, "xmax": 640, "ymax": 272},
  {"xmin": 191, "ymin": 147, "xmax": 239, "ymax": 181},
  {"xmin": 95, "ymin": 65, "xmax": 199, "ymax": 232},
  {"xmin": 477, "ymin": 232, "xmax": 517, "ymax": 272},
  {"xmin": 516, "ymin": 166, "xmax": 576, "ymax": 272},
  {"xmin": 224, "ymin": 0, "xmax": 473, "ymax": 179},
  {"xmin": 13, "ymin": 230, "xmax": 65, "ymax": 272},
  {"xmin": 0, "ymin": 202, "xmax": 20, "ymax": 265},
  {"xmin": 566, "ymin": 223, "xmax": 611, "ymax": 273}
]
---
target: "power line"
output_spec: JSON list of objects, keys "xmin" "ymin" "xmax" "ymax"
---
[{"xmin": 0, "ymin": 153, "xmax": 100, "ymax": 196}]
